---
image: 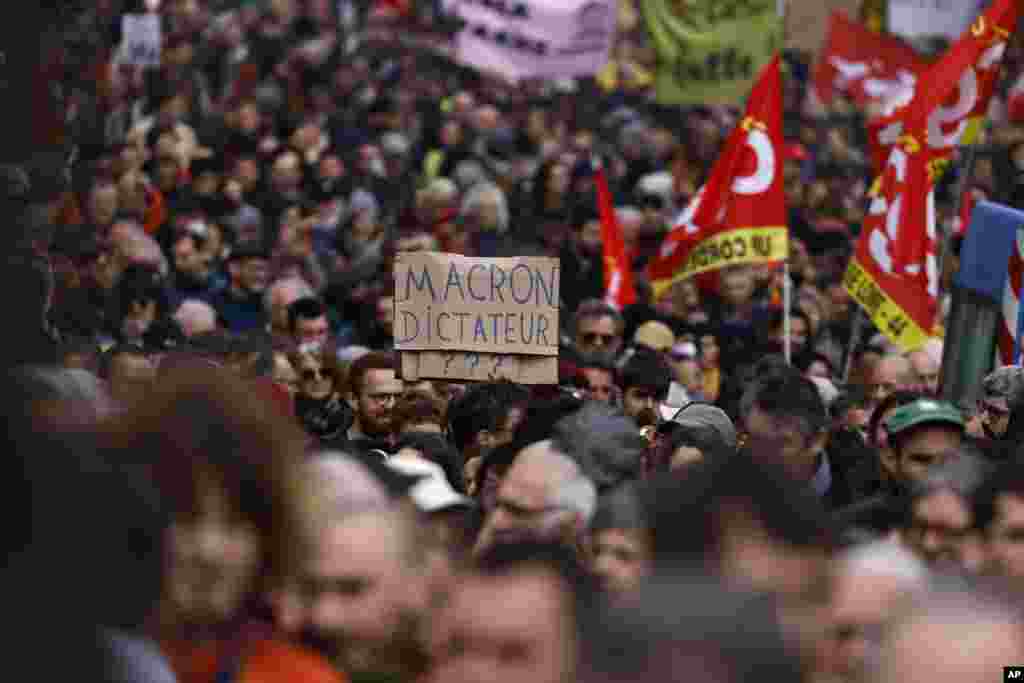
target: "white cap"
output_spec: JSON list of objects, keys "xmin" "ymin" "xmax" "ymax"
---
[
  {"xmin": 809, "ymin": 376, "xmax": 839, "ymax": 408},
  {"xmin": 386, "ymin": 457, "xmax": 472, "ymax": 513},
  {"xmin": 638, "ymin": 171, "xmax": 674, "ymax": 200}
]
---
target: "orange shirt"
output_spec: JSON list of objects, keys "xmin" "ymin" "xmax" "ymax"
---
[{"xmin": 163, "ymin": 635, "xmax": 346, "ymax": 683}]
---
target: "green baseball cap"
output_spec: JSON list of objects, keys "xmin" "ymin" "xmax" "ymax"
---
[{"xmin": 884, "ymin": 399, "xmax": 964, "ymax": 436}]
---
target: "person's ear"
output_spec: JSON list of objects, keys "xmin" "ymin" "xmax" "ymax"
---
[{"xmin": 879, "ymin": 442, "xmax": 900, "ymax": 479}]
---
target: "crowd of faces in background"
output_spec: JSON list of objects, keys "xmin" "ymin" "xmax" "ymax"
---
[{"xmin": 9, "ymin": 1, "xmax": 1024, "ymax": 683}]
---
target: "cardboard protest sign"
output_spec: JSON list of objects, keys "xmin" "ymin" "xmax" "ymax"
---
[
  {"xmin": 394, "ymin": 252, "xmax": 560, "ymax": 383},
  {"xmin": 448, "ymin": 0, "xmax": 617, "ymax": 82},
  {"xmin": 400, "ymin": 351, "xmax": 559, "ymax": 384},
  {"xmin": 119, "ymin": 13, "xmax": 162, "ymax": 68}
]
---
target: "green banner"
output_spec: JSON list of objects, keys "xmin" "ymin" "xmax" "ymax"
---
[{"xmin": 640, "ymin": 0, "xmax": 781, "ymax": 105}]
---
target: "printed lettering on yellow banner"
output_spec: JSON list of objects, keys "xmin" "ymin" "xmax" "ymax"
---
[
  {"xmin": 843, "ymin": 257, "xmax": 930, "ymax": 352},
  {"xmin": 651, "ymin": 226, "xmax": 787, "ymax": 298}
]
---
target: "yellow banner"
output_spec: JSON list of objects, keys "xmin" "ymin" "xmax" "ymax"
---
[
  {"xmin": 640, "ymin": 0, "xmax": 782, "ymax": 104},
  {"xmin": 652, "ymin": 226, "xmax": 787, "ymax": 299},
  {"xmin": 843, "ymin": 257, "xmax": 930, "ymax": 352}
]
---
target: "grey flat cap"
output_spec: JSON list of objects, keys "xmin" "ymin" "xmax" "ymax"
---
[{"xmin": 671, "ymin": 403, "xmax": 737, "ymax": 450}]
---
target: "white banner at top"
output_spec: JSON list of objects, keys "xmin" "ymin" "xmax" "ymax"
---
[
  {"xmin": 450, "ymin": 0, "xmax": 616, "ymax": 81},
  {"xmin": 887, "ymin": 0, "xmax": 984, "ymax": 40}
]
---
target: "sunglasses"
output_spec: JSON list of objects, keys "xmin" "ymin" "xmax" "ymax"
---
[
  {"xmin": 640, "ymin": 195, "xmax": 665, "ymax": 210},
  {"xmin": 582, "ymin": 333, "xmax": 617, "ymax": 346},
  {"xmin": 301, "ymin": 367, "xmax": 329, "ymax": 382}
]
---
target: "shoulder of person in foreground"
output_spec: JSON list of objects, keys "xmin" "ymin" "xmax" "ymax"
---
[{"xmin": 243, "ymin": 637, "xmax": 349, "ymax": 683}]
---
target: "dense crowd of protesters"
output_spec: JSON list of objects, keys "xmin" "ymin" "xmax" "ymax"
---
[{"xmin": 8, "ymin": 1, "xmax": 1024, "ymax": 682}]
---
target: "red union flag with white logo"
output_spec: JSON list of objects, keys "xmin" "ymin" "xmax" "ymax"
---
[
  {"xmin": 845, "ymin": 134, "xmax": 942, "ymax": 351},
  {"xmin": 813, "ymin": 11, "xmax": 925, "ymax": 108},
  {"xmin": 595, "ymin": 163, "xmax": 636, "ymax": 310},
  {"xmin": 847, "ymin": 0, "xmax": 1019, "ymax": 352},
  {"xmin": 648, "ymin": 55, "xmax": 787, "ymax": 299},
  {"xmin": 867, "ymin": 0, "xmax": 1017, "ymax": 174}
]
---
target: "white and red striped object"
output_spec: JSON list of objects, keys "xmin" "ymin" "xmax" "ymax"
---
[
  {"xmin": 999, "ymin": 234, "xmax": 1024, "ymax": 364},
  {"xmin": 1009, "ymin": 71, "xmax": 1024, "ymax": 122}
]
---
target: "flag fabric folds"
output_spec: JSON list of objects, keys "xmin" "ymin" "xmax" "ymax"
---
[
  {"xmin": 813, "ymin": 11, "xmax": 925, "ymax": 108},
  {"xmin": 845, "ymin": 0, "xmax": 1018, "ymax": 351},
  {"xmin": 595, "ymin": 163, "xmax": 637, "ymax": 310},
  {"xmin": 648, "ymin": 54, "xmax": 787, "ymax": 299},
  {"xmin": 867, "ymin": 0, "xmax": 1017, "ymax": 174}
]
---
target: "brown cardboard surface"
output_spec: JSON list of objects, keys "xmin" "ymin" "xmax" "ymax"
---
[
  {"xmin": 399, "ymin": 351, "xmax": 559, "ymax": 384},
  {"xmin": 394, "ymin": 252, "xmax": 560, "ymax": 356}
]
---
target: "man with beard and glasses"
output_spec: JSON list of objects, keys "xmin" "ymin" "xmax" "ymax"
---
[
  {"xmin": 618, "ymin": 348, "xmax": 672, "ymax": 431},
  {"xmin": 343, "ymin": 351, "xmax": 404, "ymax": 454}
]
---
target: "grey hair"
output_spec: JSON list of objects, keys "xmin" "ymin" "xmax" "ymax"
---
[
  {"xmin": 838, "ymin": 539, "xmax": 929, "ymax": 586},
  {"xmin": 871, "ymin": 574, "xmax": 1024, "ymax": 683},
  {"xmin": 553, "ymin": 475, "xmax": 598, "ymax": 527},
  {"xmin": 305, "ymin": 451, "xmax": 392, "ymax": 520},
  {"xmin": 982, "ymin": 365, "xmax": 1024, "ymax": 406},
  {"xmin": 453, "ymin": 160, "xmax": 490, "ymax": 193},
  {"xmin": 461, "ymin": 181, "xmax": 510, "ymax": 233},
  {"xmin": 12, "ymin": 366, "xmax": 115, "ymax": 419},
  {"xmin": 908, "ymin": 448, "xmax": 992, "ymax": 503}
]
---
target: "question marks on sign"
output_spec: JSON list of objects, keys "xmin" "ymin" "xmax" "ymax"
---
[
  {"xmin": 444, "ymin": 352, "xmax": 457, "ymax": 375},
  {"xmin": 492, "ymin": 355, "xmax": 506, "ymax": 379}
]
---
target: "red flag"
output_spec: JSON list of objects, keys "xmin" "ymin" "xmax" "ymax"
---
[
  {"xmin": 595, "ymin": 164, "xmax": 636, "ymax": 310},
  {"xmin": 867, "ymin": 0, "xmax": 1017, "ymax": 174},
  {"xmin": 814, "ymin": 12, "xmax": 926, "ymax": 108},
  {"xmin": 845, "ymin": 134, "xmax": 940, "ymax": 352},
  {"xmin": 649, "ymin": 55, "xmax": 787, "ymax": 299}
]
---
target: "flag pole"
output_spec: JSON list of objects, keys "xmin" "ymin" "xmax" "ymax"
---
[
  {"xmin": 783, "ymin": 262, "xmax": 792, "ymax": 364},
  {"xmin": 778, "ymin": 0, "xmax": 789, "ymax": 364},
  {"xmin": 842, "ymin": 308, "xmax": 865, "ymax": 383}
]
